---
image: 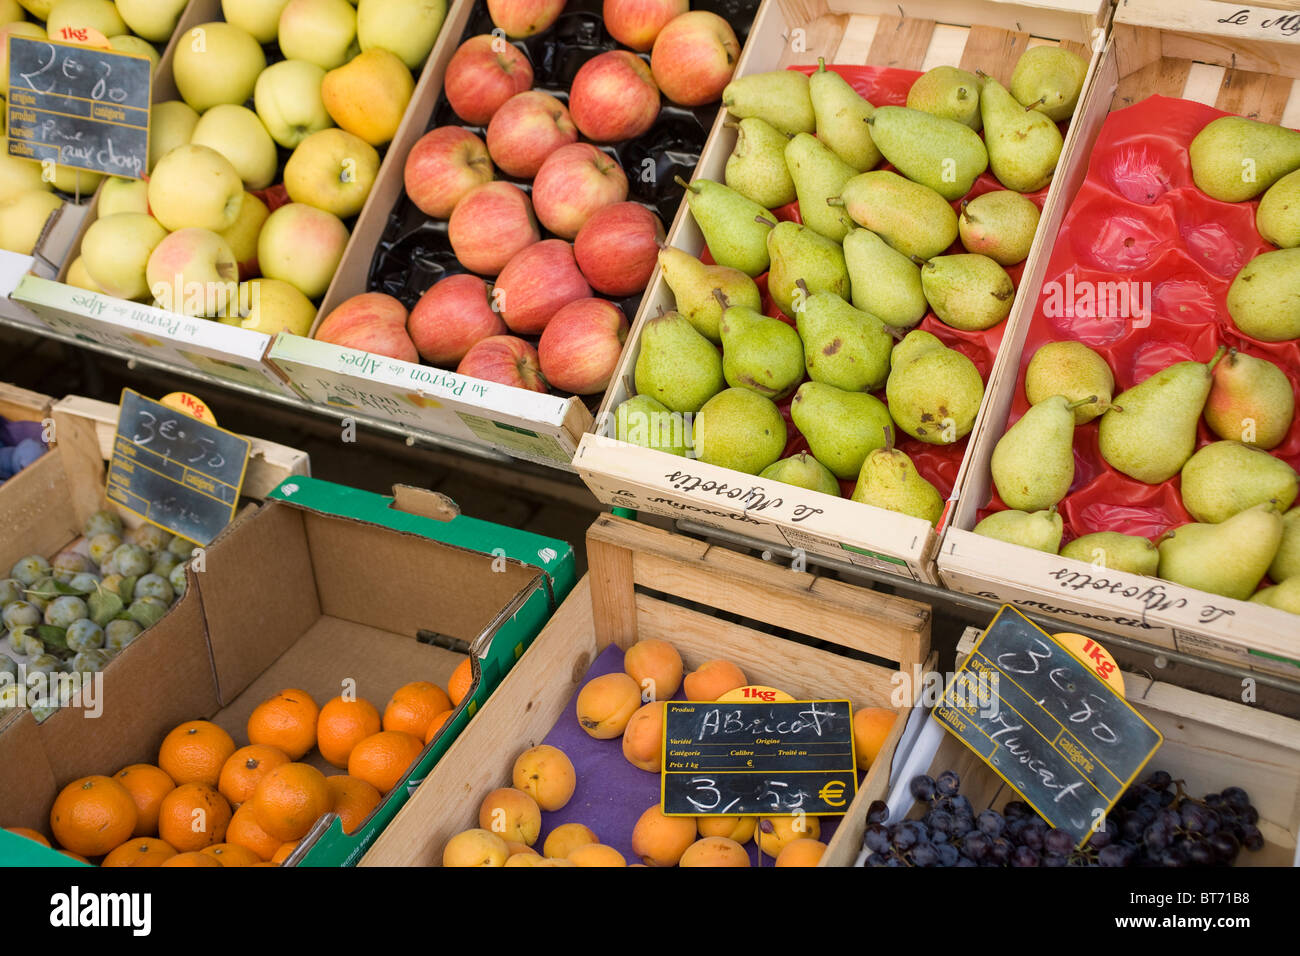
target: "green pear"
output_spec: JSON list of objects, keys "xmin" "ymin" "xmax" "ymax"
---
[
  {"xmin": 1271, "ymin": 507, "xmax": 1300, "ymax": 582},
  {"xmin": 1157, "ymin": 502, "xmax": 1283, "ymax": 600},
  {"xmin": 992, "ymin": 395, "xmax": 1093, "ymax": 511},
  {"xmin": 1024, "ymin": 341, "xmax": 1114, "ymax": 425},
  {"xmin": 1257, "ymin": 168, "xmax": 1300, "ymax": 248},
  {"xmin": 1227, "ymin": 247, "xmax": 1300, "ymax": 342},
  {"xmin": 886, "ymin": 330, "xmax": 985, "ymax": 444},
  {"xmin": 1189, "ymin": 115, "xmax": 1300, "ymax": 203},
  {"xmin": 692, "ymin": 387, "xmax": 787, "ymax": 475},
  {"xmin": 1060, "ymin": 532, "xmax": 1159, "ymax": 576},
  {"xmin": 785, "ymin": 132, "xmax": 857, "ymax": 242},
  {"xmin": 851, "ymin": 426, "xmax": 944, "ymax": 525},
  {"xmin": 1098, "ymin": 349, "xmax": 1224, "ymax": 484},
  {"xmin": 809, "ymin": 58, "xmax": 881, "ymax": 171},
  {"xmin": 830, "ymin": 170, "xmax": 958, "ymax": 260},
  {"xmin": 765, "ymin": 220, "xmax": 849, "ymax": 318},
  {"xmin": 790, "ymin": 381, "xmax": 892, "ymax": 479},
  {"xmin": 724, "ymin": 118, "xmax": 796, "ymax": 209},
  {"xmin": 919, "ymin": 253, "xmax": 1015, "ymax": 331},
  {"xmin": 1251, "ymin": 577, "xmax": 1300, "ymax": 614},
  {"xmin": 1179, "ymin": 441, "xmax": 1298, "ymax": 524},
  {"xmin": 973, "ymin": 508, "xmax": 1063, "ymax": 553},
  {"xmin": 614, "ymin": 395, "xmax": 689, "ymax": 456},
  {"xmin": 658, "ymin": 245, "xmax": 762, "ymax": 344},
  {"xmin": 867, "ymin": 106, "xmax": 988, "ymax": 201},
  {"xmin": 677, "ymin": 176, "xmax": 777, "ymax": 277},
  {"xmin": 980, "ymin": 74, "xmax": 1062, "ymax": 193},
  {"xmin": 633, "ymin": 307, "xmax": 725, "ymax": 413},
  {"xmin": 958, "ymin": 190, "xmax": 1040, "ymax": 266},
  {"xmin": 722, "ymin": 69, "xmax": 815, "ymax": 136},
  {"xmin": 796, "ymin": 286, "xmax": 893, "ymax": 392},
  {"xmin": 1010, "ymin": 46, "xmax": 1088, "ymax": 122},
  {"xmin": 760, "ymin": 451, "xmax": 841, "ymax": 496},
  {"xmin": 906, "ymin": 66, "xmax": 982, "ymax": 130},
  {"xmin": 1205, "ymin": 348, "xmax": 1295, "ymax": 449},
  {"xmin": 843, "ymin": 228, "xmax": 927, "ymax": 328},
  {"xmin": 718, "ymin": 294, "xmax": 806, "ymax": 400}
]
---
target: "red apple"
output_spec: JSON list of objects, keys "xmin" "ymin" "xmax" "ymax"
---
[
  {"xmin": 404, "ymin": 127, "xmax": 495, "ymax": 220},
  {"xmin": 573, "ymin": 202, "xmax": 664, "ymax": 296},
  {"xmin": 531, "ymin": 142, "xmax": 629, "ymax": 240},
  {"xmin": 444, "ymin": 35, "xmax": 534, "ymax": 125},
  {"xmin": 494, "ymin": 239, "xmax": 591, "ymax": 335},
  {"xmin": 486, "ymin": 0, "xmax": 566, "ymax": 38},
  {"xmin": 315, "ymin": 293, "xmax": 418, "ymax": 363},
  {"xmin": 448, "ymin": 181, "xmax": 540, "ymax": 276},
  {"xmin": 538, "ymin": 297, "xmax": 629, "ymax": 394},
  {"xmin": 408, "ymin": 273, "xmax": 508, "ymax": 365},
  {"xmin": 486, "ymin": 91, "xmax": 578, "ymax": 179},
  {"xmin": 457, "ymin": 335, "xmax": 548, "ymax": 392},
  {"xmin": 650, "ymin": 12, "xmax": 740, "ymax": 107},
  {"xmin": 603, "ymin": 0, "xmax": 688, "ymax": 52},
  {"xmin": 568, "ymin": 50, "xmax": 660, "ymax": 144}
]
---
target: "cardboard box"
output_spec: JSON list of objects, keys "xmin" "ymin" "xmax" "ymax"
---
[{"xmin": 574, "ymin": 0, "xmax": 1112, "ymax": 584}]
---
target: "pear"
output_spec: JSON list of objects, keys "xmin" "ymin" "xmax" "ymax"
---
[
  {"xmin": 809, "ymin": 58, "xmax": 881, "ymax": 171},
  {"xmin": 1179, "ymin": 441, "xmax": 1298, "ymax": 523},
  {"xmin": 1271, "ymin": 507, "xmax": 1300, "ymax": 582},
  {"xmin": 1204, "ymin": 348, "xmax": 1294, "ymax": 449},
  {"xmin": 718, "ymin": 294, "xmax": 806, "ymax": 400},
  {"xmin": 1226, "ymin": 248, "xmax": 1300, "ymax": 342},
  {"xmin": 1060, "ymin": 532, "xmax": 1159, "ymax": 576},
  {"xmin": 906, "ymin": 66, "xmax": 982, "ymax": 130},
  {"xmin": 1157, "ymin": 502, "xmax": 1283, "ymax": 600},
  {"xmin": 760, "ymin": 452, "xmax": 841, "ymax": 496},
  {"xmin": 633, "ymin": 307, "xmax": 725, "ymax": 413},
  {"xmin": 1189, "ymin": 115, "xmax": 1300, "ymax": 202},
  {"xmin": 765, "ymin": 220, "xmax": 849, "ymax": 318},
  {"xmin": 973, "ymin": 508, "xmax": 1063, "ymax": 553},
  {"xmin": 851, "ymin": 426, "xmax": 944, "ymax": 526},
  {"xmin": 1257, "ymin": 168, "xmax": 1300, "ymax": 248},
  {"xmin": 677, "ymin": 176, "xmax": 777, "ymax": 277},
  {"xmin": 658, "ymin": 245, "xmax": 762, "ymax": 343},
  {"xmin": 843, "ymin": 228, "xmax": 928, "ymax": 328},
  {"xmin": 886, "ymin": 330, "xmax": 985, "ymax": 445},
  {"xmin": 796, "ymin": 285, "xmax": 893, "ymax": 392},
  {"xmin": 980, "ymin": 74, "xmax": 1062, "ymax": 193},
  {"xmin": 919, "ymin": 253, "xmax": 1015, "ymax": 331},
  {"xmin": 830, "ymin": 170, "xmax": 958, "ymax": 261},
  {"xmin": 721, "ymin": 70, "xmax": 815, "ymax": 137},
  {"xmin": 790, "ymin": 381, "xmax": 892, "ymax": 479},
  {"xmin": 992, "ymin": 394, "xmax": 1094, "ymax": 511},
  {"xmin": 959, "ymin": 190, "xmax": 1041, "ymax": 266},
  {"xmin": 867, "ymin": 106, "xmax": 988, "ymax": 201},
  {"xmin": 785, "ymin": 132, "xmax": 857, "ymax": 241},
  {"xmin": 1098, "ymin": 349, "xmax": 1224, "ymax": 484},
  {"xmin": 1025, "ymin": 341, "xmax": 1114, "ymax": 424},
  {"xmin": 614, "ymin": 395, "xmax": 689, "ymax": 456},
  {"xmin": 1251, "ymin": 577, "xmax": 1300, "ymax": 615},
  {"xmin": 692, "ymin": 387, "xmax": 787, "ymax": 475},
  {"xmin": 724, "ymin": 118, "xmax": 796, "ymax": 209},
  {"xmin": 1010, "ymin": 46, "xmax": 1088, "ymax": 122}
]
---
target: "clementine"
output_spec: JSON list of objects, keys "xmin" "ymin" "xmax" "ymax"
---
[
  {"xmin": 316, "ymin": 695, "xmax": 382, "ymax": 769},
  {"xmin": 218, "ymin": 744, "xmax": 290, "ymax": 806},
  {"xmin": 325, "ymin": 775, "xmax": 382, "ymax": 835},
  {"xmin": 247, "ymin": 688, "xmax": 319, "ymax": 760},
  {"xmin": 158, "ymin": 720, "xmax": 236, "ymax": 788},
  {"xmin": 250, "ymin": 762, "xmax": 330, "ymax": 843},
  {"xmin": 114, "ymin": 763, "xmax": 176, "ymax": 836},
  {"xmin": 383, "ymin": 681, "xmax": 452, "ymax": 739},
  {"xmin": 447, "ymin": 658, "xmax": 473, "ymax": 707},
  {"xmin": 156, "ymin": 783, "xmax": 231, "ymax": 852},
  {"xmin": 101, "ymin": 837, "xmax": 177, "ymax": 867},
  {"xmin": 347, "ymin": 730, "xmax": 423, "ymax": 793},
  {"xmin": 49, "ymin": 776, "xmax": 138, "ymax": 857}
]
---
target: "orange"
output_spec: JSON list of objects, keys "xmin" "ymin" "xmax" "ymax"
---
[
  {"xmin": 201, "ymin": 843, "xmax": 261, "ymax": 867},
  {"xmin": 317, "ymin": 696, "xmax": 382, "ymax": 769},
  {"xmin": 270, "ymin": 840, "xmax": 299, "ymax": 864},
  {"xmin": 325, "ymin": 775, "xmax": 382, "ymax": 835},
  {"xmin": 383, "ymin": 681, "xmax": 452, "ymax": 740},
  {"xmin": 852, "ymin": 707, "xmax": 898, "ymax": 770},
  {"xmin": 49, "ymin": 776, "xmax": 138, "ymax": 858},
  {"xmin": 447, "ymin": 658, "xmax": 473, "ymax": 707},
  {"xmin": 347, "ymin": 731, "xmax": 423, "ymax": 794},
  {"xmin": 247, "ymin": 688, "xmax": 319, "ymax": 760},
  {"xmin": 161, "ymin": 851, "xmax": 222, "ymax": 867},
  {"xmin": 5, "ymin": 827, "xmax": 50, "ymax": 847},
  {"xmin": 218, "ymin": 744, "xmax": 290, "ymax": 806},
  {"xmin": 250, "ymin": 762, "xmax": 330, "ymax": 843},
  {"xmin": 60, "ymin": 850, "xmax": 90, "ymax": 864},
  {"xmin": 114, "ymin": 764, "xmax": 176, "ymax": 836},
  {"xmin": 101, "ymin": 837, "xmax": 177, "ymax": 867},
  {"xmin": 423, "ymin": 710, "xmax": 453, "ymax": 744},
  {"xmin": 226, "ymin": 802, "xmax": 280, "ymax": 862},
  {"xmin": 156, "ymin": 783, "xmax": 231, "ymax": 853},
  {"xmin": 158, "ymin": 720, "xmax": 236, "ymax": 788}
]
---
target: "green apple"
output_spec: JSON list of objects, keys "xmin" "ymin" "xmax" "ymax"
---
[
  {"xmin": 0, "ymin": 155, "xmax": 50, "ymax": 204},
  {"xmin": 357, "ymin": 0, "xmax": 446, "ymax": 70},
  {"xmin": 283, "ymin": 128, "xmax": 379, "ymax": 219},
  {"xmin": 0, "ymin": 0, "xmax": 25, "ymax": 25},
  {"xmin": 115, "ymin": 0, "xmax": 188, "ymax": 42},
  {"xmin": 49, "ymin": 166, "xmax": 103, "ymax": 196},
  {"xmin": 222, "ymin": 0, "xmax": 291, "ymax": 44},
  {"xmin": 278, "ymin": 0, "xmax": 358, "ymax": 70},
  {"xmin": 66, "ymin": 256, "xmax": 105, "ymax": 292},
  {"xmin": 147, "ymin": 228, "xmax": 240, "ymax": 317},
  {"xmin": 148, "ymin": 144, "xmax": 245, "ymax": 232},
  {"xmin": 254, "ymin": 59, "xmax": 332, "ymax": 149},
  {"xmin": 80, "ymin": 212, "xmax": 168, "ymax": 299},
  {"xmin": 173, "ymin": 21, "xmax": 266, "ymax": 113},
  {"xmin": 218, "ymin": 191, "xmax": 270, "ymax": 279},
  {"xmin": 46, "ymin": 0, "xmax": 125, "ymax": 39},
  {"xmin": 0, "ymin": 189, "xmax": 62, "ymax": 255},
  {"xmin": 237, "ymin": 278, "xmax": 318, "ymax": 335},
  {"xmin": 107, "ymin": 35, "xmax": 160, "ymax": 75},
  {"xmin": 0, "ymin": 22, "xmax": 46, "ymax": 97},
  {"xmin": 257, "ymin": 202, "xmax": 350, "ymax": 300},
  {"xmin": 149, "ymin": 101, "xmax": 200, "ymax": 173},
  {"xmin": 97, "ymin": 176, "xmax": 149, "ymax": 217},
  {"xmin": 15, "ymin": 0, "xmax": 54, "ymax": 18},
  {"xmin": 190, "ymin": 104, "xmax": 279, "ymax": 191}
]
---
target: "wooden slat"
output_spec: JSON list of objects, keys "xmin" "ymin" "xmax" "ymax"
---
[
  {"xmin": 587, "ymin": 525, "xmax": 640, "ymax": 649},
  {"xmin": 1214, "ymin": 68, "xmax": 1296, "ymax": 124},
  {"xmin": 1161, "ymin": 31, "xmax": 1300, "ymax": 81},
  {"xmin": 958, "ymin": 26, "xmax": 1031, "ymax": 87},
  {"xmin": 866, "ymin": 14, "xmax": 935, "ymax": 71},
  {"xmin": 1113, "ymin": 56, "xmax": 1194, "ymax": 110},
  {"xmin": 0, "ymin": 383, "xmax": 51, "ymax": 423},
  {"xmin": 1111, "ymin": 22, "xmax": 1164, "ymax": 80},
  {"xmin": 1058, "ymin": 39, "xmax": 1092, "ymax": 61}
]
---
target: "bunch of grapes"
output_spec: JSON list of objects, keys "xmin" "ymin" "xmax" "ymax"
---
[{"xmin": 861, "ymin": 769, "xmax": 1265, "ymax": 867}]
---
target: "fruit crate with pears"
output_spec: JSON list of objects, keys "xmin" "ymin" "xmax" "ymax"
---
[
  {"xmin": 573, "ymin": 0, "xmax": 1111, "ymax": 584},
  {"xmin": 938, "ymin": 0, "xmax": 1300, "ymax": 677},
  {"xmin": 359, "ymin": 513, "xmax": 934, "ymax": 867}
]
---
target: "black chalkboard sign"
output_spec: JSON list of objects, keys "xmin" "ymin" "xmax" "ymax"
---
[
  {"xmin": 933, "ymin": 606, "xmax": 1163, "ymax": 846},
  {"xmin": 105, "ymin": 390, "xmax": 250, "ymax": 546},
  {"xmin": 6, "ymin": 36, "xmax": 152, "ymax": 179},
  {"xmin": 661, "ymin": 700, "xmax": 857, "ymax": 816}
]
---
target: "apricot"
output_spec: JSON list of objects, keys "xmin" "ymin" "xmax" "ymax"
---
[
  {"xmin": 679, "ymin": 836, "xmax": 750, "ymax": 867},
  {"xmin": 512, "ymin": 745, "xmax": 576, "ymax": 812},
  {"xmin": 567, "ymin": 843, "xmax": 627, "ymax": 867},
  {"xmin": 442, "ymin": 828, "xmax": 509, "ymax": 867},
  {"xmin": 505, "ymin": 841, "xmax": 538, "ymax": 857},
  {"xmin": 631, "ymin": 805, "xmax": 697, "ymax": 867},
  {"xmin": 622, "ymin": 638, "xmax": 683, "ymax": 701},
  {"xmin": 504, "ymin": 852, "xmax": 548, "ymax": 867},
  {"xmin": 477, "ymin": 787, "xmax": 542, "ymax": 845},
  {"xmin": 775, "ymin": 838, "xmax": 827, "ymax": 867},
  {"xmin": 853, "ymin": 707, "xmax": 898, "ymax": 770},
  {"xmin": 543, "ymin": 822, "xmax": 598, "ymax": 859},
  {"xmin": 574, "ymin": 672, "xmax": 641, "ymax": 739},
  {"xmin": 622, "ymin": 701, "xmax": 664, "ymax": 772},
  {"xmin": 697, "ymin": 815, "xmax": 756, "ymax": 843},
  {"xmin": 682, "ymin": 659, "xmax": 748, "ymax": 701},
  {"xmin": 757, "ymin": 815, "xmax": 820, "ymax": 858}
]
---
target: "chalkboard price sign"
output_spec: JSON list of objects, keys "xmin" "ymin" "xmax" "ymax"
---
[
  {"xmin": 933, "ymin": 606, "xmax": 1163, "ymax": 846},
  {"xmin": 6, "ymin": 36, "xmax": 152, "ymax": 179},
  {"xmin": 661, "ymin": 700, "xmax": 857, "ymax": 817},
  {"xmin": 105, "ymin": 389, "xmax": 251, "ymax": 546}
]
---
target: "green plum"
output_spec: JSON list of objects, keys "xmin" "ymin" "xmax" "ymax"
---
[
  {"xmin": 83, "ymin": 509, "xmax": 123, "ymax": 538},
  {"xmin": 44, "ymin": 595, "xmax": 89, "ymax": 628},
  {"xmin": 65, "ymin": 619, "xmax": 105, "ymax": 651},
  {"xmin": 104, "ymin": 619, "xmax": 142, "ymax": 652},
  {"xmin": 134, "ymin": 574, "xmax": 174, "ymax": 604},
  {"xmin": 2, "ymin": 601, "xmax": 40, "ymax": 631},
  {"xmin": 87, "ymin": 533, "xmax": 122, "ymax": 565},
  {"xmin": 110, "ymin": 544, "xmax": 151, "ymax": 577},
  {"xmin": 0, "ymin": 579, "xmax": 22, "ymax": 607},
  {"xmin": 10, "ymin": 555, "xmax": 51, "ymax": 586}
]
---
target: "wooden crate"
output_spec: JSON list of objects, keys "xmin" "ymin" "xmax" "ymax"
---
[
  {"xmin": 0, "ymin": 383, "xmax": 51, "ymax": 426},
  {"xmin": 361, "ymin": 513, "xmax": 935, "ymax": 866}
]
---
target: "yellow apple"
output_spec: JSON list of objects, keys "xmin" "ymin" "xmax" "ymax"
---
[
  {"xmin": 190, "ymin": 104, "xmax": 279, "ymax": 191},
  {"xmin": 173, "ymin": 21, "xmax": 267, "ymax": 113},
  {"xmin": 0, "ymin": 155, "xmax": 50, "ymax": 204},
  {"xmin": 357, "ymin": 0, "xmax": 446, "ymax": 70},
  {"xmin": 0, "ymin": 189, "xmax": 62, "ymax": 255},
  {"xmin": 80, "ymin": 211, "xmax": 168, "ymax": 299},
  {"xmin": 97, "ymin": 176, "xmax": 149, "ymax": 217},
  {"xmin": 257, "ymin": 202, "xmax": 350, "ymax": 300},
  {"xmin": 46, "ymin": 0, "xmax": 125, "ymax": 39},
  {"xmin": 218, "ymin": 191, "xmax": 270, "ymax": 279},
  {"xmin": 66, "ymin": 256, "xmax": 105, "ymax": 292},
  {"xmin": 254, "ymin": 59, "xmax": 332, "ymax": 149},
  {"xmin": 15, "ymin": 0, "xmax": 53, "ymax": 18},
  {"xmin": 283, "ymin": 128, "xmax": 379, "ymax": 219},
  {"xmin": 0, "ymin": 0, "xmax": 25, "ymax": 25},
  {"xmin": 0, "ymin": 22, "xmax": 45, "ymax": 97},
  {"xmin": 237, "ymin": 278, "xmax": 318, "ymax": 336},
  {"xmin": 278, "ymin": 0, "xmax": 358, "ymax": 71},
  {"xmin": 149, "ymin": 101, "xmax": 200, "ymax": 173},
  {"xmin": 222, "ymin": 0, "xmax": 291, "ymax": 44},
  {"xmin": 322, "ymin": 48, "xmax": 414, "ymax": 147},
  {"xmin": 49, "ymin": 166, "xmax": 103, "ymax": 197},
  {"xmin": 148, "ymin": 144, "xmax": 245, "ymax": 232},
  {"xmin": 146, "ymin": 228, "xmax": 240, "ymax": 317},
  {"xmin": 107, "ymin": 35, "xmax": 161, "ymax": 75},
  {"xmin": 116, "ymin": 0, "xmax": 187, "ymax": 41}
]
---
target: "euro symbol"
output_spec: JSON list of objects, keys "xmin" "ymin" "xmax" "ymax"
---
[{"xmin": 818, "ymin": 780, "xmax": 847, "ymax": 807}]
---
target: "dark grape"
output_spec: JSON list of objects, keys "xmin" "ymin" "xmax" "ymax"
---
[
  {"xmin": 1180, "ymin": 803, "xmax": 1210, "ymax": 833},
  {"xmin": 885, "ymin": 857, "xmax": 905, "ymax": 867},
  {"xmin": 1138, "ymin": 786, "xmax": 1161, "ymax": 808},
  {"xmin": 1143, "ymin": 823, "xmax": 1171, "ymax": 850},
  {"xmin": 909, "ymin": 775, "xmax": 937, "ymax": 802},
  {"xmin": 1122, "ymin": 814, "xmax": 1145, "ymax": 842},
  {"xmin": 1044, "ymin": 828, "xmax": 1073, "ymax": 855},
  {"xmin": 1090, "ymin": 820, "xmax": 1116, "ymax": 849},
  {"xmin": 1098, "ymin": 844, "xmax": 1135, "ymax": 867},
  {"xmin": 1004, "ymin": 801, "xmax": 1030, "ymax": 820},
  {"xmin": 1042, "ymin": 852, "xmax": 1068, "ymax": 867},
  {"xmin": 936, "ymin": 843, "xmax": 960, "ymax": 866},
  {"xmin": 864, "ymin": 824, "xmax": 891, "ymax": 854},
  {"xmin": 1159, "ymin": 846, "xmax": 1188, "ymax": 867},
  {"xmin": 1242, "ymin": 805, "xmax": 1259, "ymax": 826},
  {"xmin": 1208, "ymin": 832, "xmax": 1239, "ymax": 863},
  {"xmin": 894, "ymin": 825, "xmax": 918, "ymax": 851},
  {"xmin": 956, "ymin": 857, "xmax": 977, "ymax": 867},
  {"xmin": 977, "ymin": 809, "xmax": 1005, "ymax": 837},
  {"xmin": 1205, "ymin": 792, "xmax": 1226, "ymax": 810},
  {"xmin": 866, "ymin": 852, "xmax": 890, "ymax": 867},
  {"xmin": 951, "ymin": 814, "xmax": 974, "ymax": 838},
  {"xmin": 962, "ymin": 831, "xmax": 990, "ymax": 862},
  {"xmin": 989, "ymin": 837, "xmax": 1014, "ymax": 865},
  {"xmin": 1147, "ymin": 770, "xmax": 1172, "ymax": 790},
  {"xmin": 931, "ymin": 830, "xmax": 949, "ymax": 845},
  {"xmin": 1157, "ymin": 808, "xmax": 1180, "ymax": 830},
  {"xmin": 936, "ymin": 770, "xmax": 961, "ymax": 797},
  {"xmin": 1222, "ymin": 786, "xmax": 1251, "ymax": 811},
  {"xmin": 929, "ymin": 809, "xmax": 954, "ymax": 835},
  {"xmin": 1241, "ymin": 825, "xmax": 1264, "ymax": 852},
  {"xmin": 1021, "ymin": 826, "xmax": 1044, "ymax": 852},
  {"xmin": 866, "ymin": 800, "xmax": 889, "ymax": 825},
  {"xmin": 1186, "ymin": 841, "xmax": 1214, "ymax": 866},
  {"xmin": 949, "ymin": 795, "xmax": 973, "ymax": 816},
  {"xmin": 1158, "ymin": 788, "xmax": 1176, "ymax": 807},
  {"xmin": 911, "ymin": 842, "xmax": 939, "ymax": 867},
  {"xmin": 1011, "ymin": 846, "xmax": 1040, "ymax": 867}
]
